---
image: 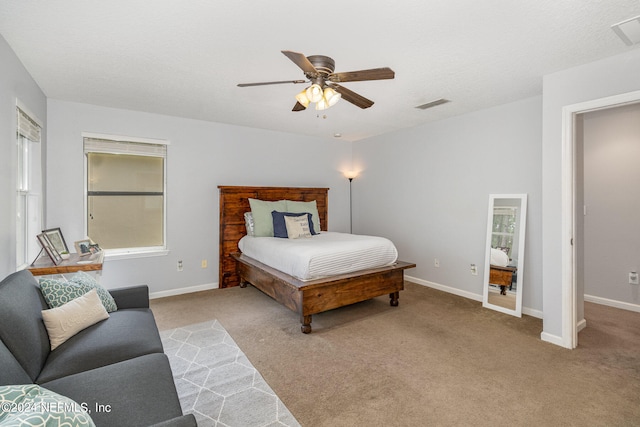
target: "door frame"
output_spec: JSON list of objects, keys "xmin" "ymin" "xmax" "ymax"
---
[{"xmin": 560, "ymin": 89, "xmax": 640, "ymax": 348}]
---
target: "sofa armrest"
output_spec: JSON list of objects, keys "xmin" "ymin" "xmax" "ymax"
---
[
  {"xmin": 109, "ymin": 285, "xmax": 149, "ymax": 309},
  {"xmin": 149, "ymin": 414, "xmax": 198, "ymax": 427}
]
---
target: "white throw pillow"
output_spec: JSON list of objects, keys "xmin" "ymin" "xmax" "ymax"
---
[
  {"xmin": 284, "ymin": 215, "xmax": 312, "ymax": 239},
  {"xmin": 41, "ymin": 288, "xmax": 109, "ymax": 351}
]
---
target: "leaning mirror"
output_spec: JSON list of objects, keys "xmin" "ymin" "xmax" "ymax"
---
[{"xmin": 482, "ymin": 194, "xmax": 527, "ymax": 317}]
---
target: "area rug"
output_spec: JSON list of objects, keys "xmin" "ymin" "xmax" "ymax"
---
[{"xmin": 160, "ymin": 320, "xmax": 300, "ymax": 427}]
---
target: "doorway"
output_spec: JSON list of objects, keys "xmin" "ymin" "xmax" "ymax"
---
[{"xmin": 561, "ymin": 89, "xmax": 640, "ymax": 348}]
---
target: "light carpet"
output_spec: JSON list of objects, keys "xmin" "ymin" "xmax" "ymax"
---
[
  {"xmin": 152, "ymin": 282, "xmax": 640, "ymax": 426},
  {"xmin": 160, "ymin": 320, "xmax": 300, "ymax": 427}
]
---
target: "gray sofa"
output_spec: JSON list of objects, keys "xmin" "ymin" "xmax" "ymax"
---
[{"xmin": 0, "ymin": 270, "xmax": 196, "ymax": 427}]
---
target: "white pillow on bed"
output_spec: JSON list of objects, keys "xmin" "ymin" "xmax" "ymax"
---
[
  {"xmin": 284, "ymin": 215, "xmax": 312, "ymax": 239},
  {"xmin": 490, "ymin": 248, "xmax": 510, "ymax": 267},
  {"xmin": 285, "ymin": 200, "xmax": 321, "ymax": 233},
  {"xmin": 244, "ymin": 212, "xmax": 255, "ymax": 236}
]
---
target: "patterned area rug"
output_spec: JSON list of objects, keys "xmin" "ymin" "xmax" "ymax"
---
[{"xmin": 161, "ymin": 320, "xmax": 300, "ymax": 427}]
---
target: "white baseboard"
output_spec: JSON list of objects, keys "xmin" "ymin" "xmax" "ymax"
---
[
  {"xmin": 584, "ymin": 294, "xmax": 640, "ymax": 313},
  {"xmin": 577, "ymin": 318, "xmax": 587, "ymax": 333},
  {"xmin": 405, "ymin": 275, "xmax": 543, "ymax": 319},
  {"xmin": 540, "ymin": 331, "xmax": 570, "ymax": 348},
  {"xmin": 522, "ymin": 306, "xmax": 543, "ymax": 319},
  {"xmin": 150, "ymin": 282, "xmax": 218, "ymax": 300},
  {"xmin": 405, "ymin": 275, "xmax": 482, "ymax": 302}
]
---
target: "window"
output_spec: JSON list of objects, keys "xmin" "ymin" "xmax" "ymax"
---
[
  {"xmin": 491, "ymin": 206, "xmax": 517, "ymax": 258},
  {"xmin": 83, "ymin": 135, "xmax": 168, "ymax": 256},
  {"xmin": 16, "ymin": 105, "xmax": 43, "ymax": 269}
]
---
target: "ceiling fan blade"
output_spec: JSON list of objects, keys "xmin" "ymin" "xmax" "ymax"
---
[
  {"xmin": 237, "ymin": 79, "xmax": 306, "ymax": 87},
  {"xmin": 330, "ymin": 83, "xmax": 374, "ymax": 109},
  {"xmin": 281, "ymin": 50, "xmax": 318, "ymax": 75},
  {"xmin": 329, "ymin": 67, "xmax": 395, "ymax": 83},
  {"xmin": 292, "ymin": 101, "xmax": 307, "ymax": 112}
]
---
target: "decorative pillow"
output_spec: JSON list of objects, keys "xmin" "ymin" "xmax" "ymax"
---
[
  {"xmin": 0, "ymin": 384, "xmax": 95, "ymax": 426},
  {"xmin": 284, "ymin": 215, "xmax": 312, "ymax": 239},
  {"xmin": 249, "ymin": 198, "xmax": 287, "ymax": 237},
  {"xmin": 41, "ymin": 289, "xmax": 110, "ymax": 351},
  {"xmin": 39, "ymin": 271, "xmax": 117, "ymax": 312},
  {"xmin": 271, "ymin": 211, "xmax": 316, "ymax": 238},
  {"xmin": 285, "ymin": 200, "xmax": 321, "ymax": 233},
  {"xmin": 244, "ymin": 212, "xmax": 255, "ymax": 236}
]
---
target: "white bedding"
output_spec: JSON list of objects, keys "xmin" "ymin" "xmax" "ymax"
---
[{"xmin": 238, "ymin": 232, "xmax": 399, "ymax": 281}]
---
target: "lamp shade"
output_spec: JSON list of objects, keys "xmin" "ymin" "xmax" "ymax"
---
[
  {"xmin": 305, "ymin": 84, "xmax": 323, "ymax": 103},
  {"xmin": 344, "ymin": 170, "xmax": 358, "ymax": 180},
  {"xmin": 295, "ymin": 90, "xmax": 310, "ymax": 108},
  {"xmin": 324, "ymin": 87, "xmax": 341, "ymax": 107},
  {"xmin": 315, "ymin": 97, "xmax": 329, "ymax": 110}
]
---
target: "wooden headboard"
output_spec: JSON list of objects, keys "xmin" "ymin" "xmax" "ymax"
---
[{"xmin": 218, "ymin": 186, "xmax": 329, "ymax": 288}]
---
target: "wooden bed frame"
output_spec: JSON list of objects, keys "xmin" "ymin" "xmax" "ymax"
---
[{"xmin": 218, "ymin": 185, "xmax": 416, "ymax": 333}]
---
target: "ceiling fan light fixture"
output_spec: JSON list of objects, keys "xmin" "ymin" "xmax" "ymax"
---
[
  {"xmin": 240, "ymin": 50, "xmax": 395, "ymax": 112},
  {"xmin": 306, "ymin": 84, "xmax": 324, "ymax": 103},
  {"xmin": 315, "ymin": 97, "xmax": 329, "ymax": 110},
  {"xmin": 295, "ymin": 90, "xmax": 311, "ymax": 108},
  {"xmin": 324, "ymin": 87, "xmax": 341, "ymax": 107}
]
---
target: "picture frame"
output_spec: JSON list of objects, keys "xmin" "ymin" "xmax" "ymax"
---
[
  {"xmin": 42, "ymin": 227, "xmax": 69, "ymax": 255},
  {"xmin": 88, "ymin": 243, "xmax": 102, "ymax": 254},
  {"xmin": 37, "ymin": 233, "xmax": 63, "ymax": 265},
  {"xmin": 74, "ymin": 239, "xmax": 93, "ymax": 257}
]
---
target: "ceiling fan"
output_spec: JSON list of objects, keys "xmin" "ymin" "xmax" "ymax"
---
[{"xmin": 237, "ymin": 50, "xmax": 395, "ymax": 111}]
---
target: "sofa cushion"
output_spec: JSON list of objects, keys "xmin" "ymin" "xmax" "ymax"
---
[
  {"xmin": 41, "ymin": 288, "xmax": 110, "ymax": 351},
  {"xmin": 108, "ymin": 285, "xmax": 150, "ymax": 309},
  {"xmin": 39, "ymin": 271, "xmax": 117, "ymax": 312},
  {"xmin": 41, "ymin": 353, "xmax": 184, "ymax": 427},
  {"xmin": 0, "ymin": 339, "xmax": 32, "ymax": 386},
  {"xmin": 0, "ymin": 270, "xmax": 50, "ymax": 382},
  {"xmin": 0, "ymin": 384, "xmax": 95, "ymax": 426},
  {"xmin": 37, "ymin": 308, "xmax": 164, "ymax": 383}
]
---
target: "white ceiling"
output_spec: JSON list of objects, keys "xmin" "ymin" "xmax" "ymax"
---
[{"xmin": 1, "ymin": 1, "xmax": 639, "ymax": 142}]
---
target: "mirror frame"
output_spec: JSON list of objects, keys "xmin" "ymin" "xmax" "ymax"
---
[{"xmin": 482, "ymin": 194, "xmax": 527, "ymax": 317}]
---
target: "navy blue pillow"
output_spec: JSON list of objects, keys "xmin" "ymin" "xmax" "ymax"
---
[{"xmin": 271, "ymin": 211, "xmax": 317, "ymax": 238}]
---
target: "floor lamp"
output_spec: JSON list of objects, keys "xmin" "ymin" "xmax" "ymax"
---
[{"xmin": 345, "ymin": 171, "xmax": 358, "ymax": 233}]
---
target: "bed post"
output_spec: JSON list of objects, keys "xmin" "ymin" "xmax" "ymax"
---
[
  {"xmin": 301, "ymin": 315, "xmax": 312, "ymax": 334},
  {"xmin": 390, "ymin": 292, "xmax": 399, "ymax": 306}
]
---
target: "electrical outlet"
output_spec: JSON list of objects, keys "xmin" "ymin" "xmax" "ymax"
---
[
  {"xmin": 470, "ymin": 264, "xmax": 478, "ymax": 275},
  {"xmin": 201, "ymin": 259, "xmax": 208, "ymax": 269},
  {"xmin": 434, "ymin": 258, "xmax": 440, "ymax": 268},
  {"xmin": 177, "ymin": 260, "xmax": 183, "ymax": 272},
  {"xmin": 630, "ymin": 271, "xmax": 639, "ymax": 285}
]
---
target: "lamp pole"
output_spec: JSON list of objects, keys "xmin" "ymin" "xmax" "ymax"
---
[{"xmin": 349, "ymin": 177, "xmax": 353, "ymax": 234}]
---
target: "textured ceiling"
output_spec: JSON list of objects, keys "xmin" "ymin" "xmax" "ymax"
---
[{"xmin": 1, "ymin": 1, "xmax": 639, "ymax": 141}]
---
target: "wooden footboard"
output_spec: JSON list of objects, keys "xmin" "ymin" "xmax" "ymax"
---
[{"xmin": 232, "ymin": 252, "xmax": 416, "ymax": 333}]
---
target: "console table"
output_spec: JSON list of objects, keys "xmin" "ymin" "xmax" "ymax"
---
[{"xmin": 27, "ymin": 252, "xmax": 104, "ymax": 276}]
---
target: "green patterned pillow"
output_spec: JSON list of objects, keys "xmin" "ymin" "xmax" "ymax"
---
[
  {"xmin": 0, "ymin": 384, "xmax": 95, "ymax": 426},
  {"xmin": 39, "ymin": 271, "xmax": 117, "ymax": 312}
]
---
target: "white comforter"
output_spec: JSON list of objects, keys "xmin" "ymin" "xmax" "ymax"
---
[{"xmin": 238, "ymin": 232, "xmax": 399, "ymax": 281}]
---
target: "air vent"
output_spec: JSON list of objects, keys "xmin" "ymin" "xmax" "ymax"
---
[
  {"xmin": 415, "ymin": 98, "xmax": 450, "ymax": 110},
  {"xmin": 612, "ymin": 15, "xmax": 640, "ymax": 46}
]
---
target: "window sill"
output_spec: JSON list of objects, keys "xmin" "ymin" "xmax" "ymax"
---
[{"xmin": 104, "ymin": 249, "xmax": 169, "ymax": 261}]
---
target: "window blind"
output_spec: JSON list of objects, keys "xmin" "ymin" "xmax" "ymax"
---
[
  {"xmin": 17, "ymin": 108, "xmax": 41, "ymax": 142},
  {"xmin": 84, "ymin": 137, "xmax": 167, "ymax": 157}
]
